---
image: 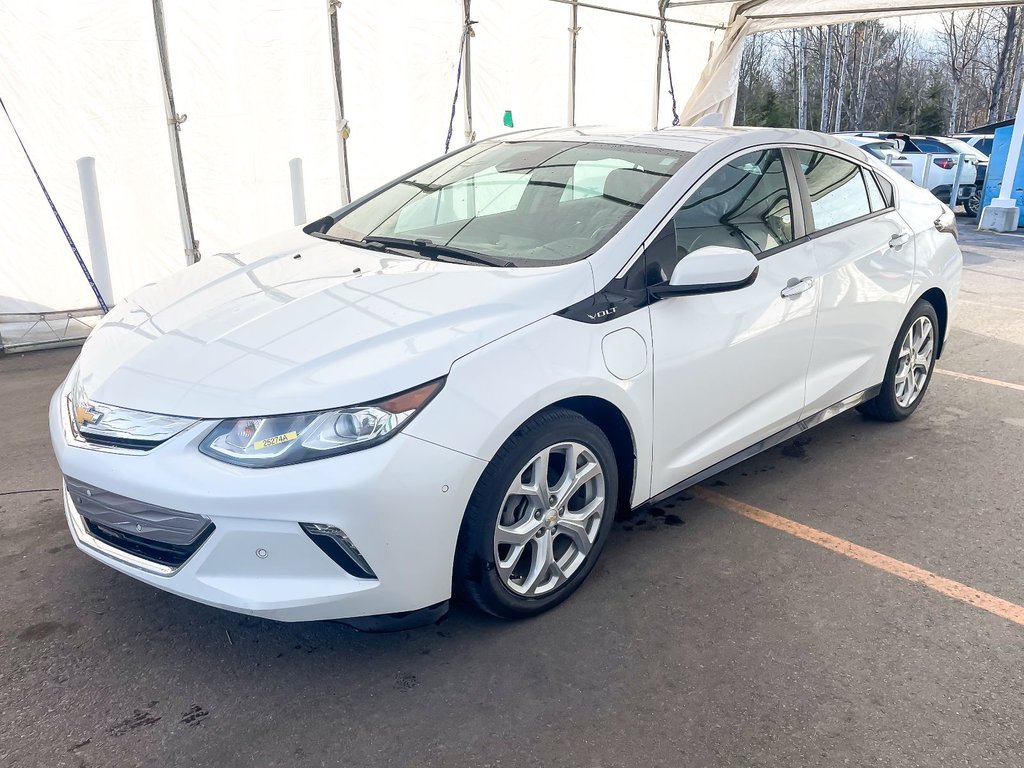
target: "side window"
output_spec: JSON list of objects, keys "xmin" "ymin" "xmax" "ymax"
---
[
  {"xmin": 913, "ymin": 138, "xmax": 954, "ymax": 154},
  {"xmin": 796, "ymin": 150, "xmax": 871, "ymax": 230},
  {"xmin": 977, "ymin": 138, "xmax": 993, "ymax": 156},
  {"xmin": 676, "ymin": 148, "xmax": 792, "ymax": 249},
  {"xmin": 874, "ymin": 171, "xmax": 895, "ymax": 207},
  {"xmin": 863, "ymin": 169, "xmax": 887, "ymax": 212}
]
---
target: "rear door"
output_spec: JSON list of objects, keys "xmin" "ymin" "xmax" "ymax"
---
[{"xmin": 792, "ymin": 149, "xmax": 915, "ymax": 416}]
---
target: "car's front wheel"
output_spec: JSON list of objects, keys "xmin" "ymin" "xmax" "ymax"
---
[
  {"xmin": 858, "ymin": 298, "xmax": 939, "ymax": 422},
  {"xmin": 454, "ymin": 408, "xmax": 618, "ymax": 619}
]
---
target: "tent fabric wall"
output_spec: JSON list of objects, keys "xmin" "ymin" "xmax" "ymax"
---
[
  {"xmin": 0, "ymin": 0, "xmax": 1007, "ymax": 322},
  {"xmin": 0, "ymin": 2, "xmax": 181, "ymax": 315},
  {"xmin": 161, "ymin": 1, "xmax": 342, "ymax": 259}
]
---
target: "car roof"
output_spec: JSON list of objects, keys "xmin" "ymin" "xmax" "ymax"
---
[{"xmin": 493, "ymin": 125, "xmax": 861, "ymax": 157}]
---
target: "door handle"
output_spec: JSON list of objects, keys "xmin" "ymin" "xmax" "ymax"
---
[
  {"xmin": 890, "ymin": 232, "xmax": 910, "ymax": 248},
  {"xmin": 781, "ymin": 276, "xmax": 814, "ymax": 298}
]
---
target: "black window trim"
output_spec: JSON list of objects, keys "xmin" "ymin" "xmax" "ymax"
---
[
  {"xmin": 786, "ymin": 146, "xmax": 899, "ymax": 241},
  {"xmin": 617, "ymin": 141, "xmax": 901, "ymax": 283},
  {"xmin": 619, "ymin": 144, "xmax": 808, "ymax": 281}
]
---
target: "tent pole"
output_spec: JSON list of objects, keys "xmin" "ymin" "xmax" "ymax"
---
[
  {"xmin": 328, "ymin": 0, "xmax": 352, "ymax": 206},
  {"xmin": 652, "ymin": 2, "xmax": 667, "ymax": 130},
  {"xmin": 461, "ymin": 0, "xmax": 475, "ymax": 144},
  {"xmin": 152, "ymin": 0, "xmax": 199, "ymax": 265},
  {"xmin": 567, "ymin": 0, "xmax": 579, "ymax": 126}
]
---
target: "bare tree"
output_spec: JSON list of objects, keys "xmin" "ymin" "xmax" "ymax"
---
[
  {"xmin": 853, "ymin": 23, "xmax": 878, "ymax": 129},
  {"xmin": 940, "ymin": 10, "xmax": 991, "ymax": 133},
  {"xmin": 798, "ymin": 27, "xmax": 808, "ymax": 129},
  {"xmin": 833, "ymin": 23, "xmax": 852, "ymax": 131},
  {"xmin": 990, "ymin": 8, "xmax": 1020, "ymax": 121},
  {"xmin": 820, "ymin": 25, "xmax": 833, "ymax": 131}
]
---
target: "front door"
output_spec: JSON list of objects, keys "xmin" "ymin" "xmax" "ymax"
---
[{"xmin": 648, "ymin": 148, "xmax": 818, "ymax": 497}]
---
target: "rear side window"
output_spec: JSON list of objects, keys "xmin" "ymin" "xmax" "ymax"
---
[
  {"xmin": 796, "ymin": 150, "xmax": 871, "ymax": 230},
  {"xmin": 863, "ymin": 169, "xmax": 887, "ymax": 211},
  {"xmin": 976, "ymin": 138, "xmax": 993, "ymax": 156},
  {"xmin": 873, "ymin": 171, "xmax": 895, "ymax": 207}
]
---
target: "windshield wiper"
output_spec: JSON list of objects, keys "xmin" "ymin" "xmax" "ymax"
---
[
  {"xmin": 363, "ymin": 236, "xmax": 515, "ymax": 267},
  {"xmin": 307, "ymin": 231, "xmax": 408, "ymax": 255}
]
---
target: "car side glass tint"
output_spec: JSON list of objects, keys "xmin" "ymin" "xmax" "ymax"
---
[
  {"xmin": 862, "ymin": 169, "xmax": 887, "ymax": 212},
  {"xmin": 668, "ymin": 148, "xmax": 794, "ymax": 275},
  {"xmin": 796, "ymin": 150, "xmax": 872, "ymax": 231}
]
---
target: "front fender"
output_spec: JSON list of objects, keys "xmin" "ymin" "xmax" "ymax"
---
[{"xmin": 404, "ymin": 312, "xmax": 654, "ymax": 507}]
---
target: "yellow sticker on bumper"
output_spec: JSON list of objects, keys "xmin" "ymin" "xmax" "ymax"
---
[{"xmin": 253, "ymin": 431, "xmax": 298, "ymax": 450}]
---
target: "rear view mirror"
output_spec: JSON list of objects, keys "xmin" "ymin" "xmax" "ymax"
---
[{"xmin": 650, "ymin": 246, "xmax": 759, "ymax": 299}]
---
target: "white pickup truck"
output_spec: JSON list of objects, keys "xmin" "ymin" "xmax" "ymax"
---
[{"xmin": 842, "ymin": 132, "xmax": 978, "ymax": 210}]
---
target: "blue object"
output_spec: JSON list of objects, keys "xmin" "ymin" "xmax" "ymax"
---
[{"xmin": 980, "ymin": 124, "xmax": 1024, "ymax": 227}]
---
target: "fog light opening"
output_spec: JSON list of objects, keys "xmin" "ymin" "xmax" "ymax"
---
[{"xmin": 300, "ymin": 523, "xmax": 377, "ymax": 580}]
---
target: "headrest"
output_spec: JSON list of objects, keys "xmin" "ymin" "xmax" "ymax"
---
[{"xmin": 603, "ymin": 168, "xmax": 657, "ymax": 208}]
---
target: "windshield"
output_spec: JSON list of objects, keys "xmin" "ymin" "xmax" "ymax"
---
[{"xmin": 324, "ymin": 141, "xmax": 690, "ymax": 266}]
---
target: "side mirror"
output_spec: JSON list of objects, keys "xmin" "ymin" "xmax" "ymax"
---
[{"xmin": 649, "ymin": 246, "xmax": 759, "ymax": 299}]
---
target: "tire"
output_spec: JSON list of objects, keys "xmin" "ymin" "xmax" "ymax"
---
[
  {"xmin": 858, "ymin": 298, "xmax": 939, "ymax": 422},
  {"xmin": 453, "ymin": 407, "xmax": 618, "ymax": 619},
  {"xmin": 964, "ymin": 191, "xmax": 980, "ymax": 218}
]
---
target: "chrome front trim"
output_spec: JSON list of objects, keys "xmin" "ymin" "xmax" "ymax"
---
[
  {"xmin": 66, "ymin": 375, "xmax": 198, "ymax": 451},
  {"xmin": 64, "ymin": 391, "xmax": 199, "ymax": 454},
  {"xmin": 65, "ymin": 487, "xmax": 177, "ymax": 576}
]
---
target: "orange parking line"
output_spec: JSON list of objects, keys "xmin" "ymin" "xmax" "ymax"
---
[
  {"xmin": 691, "ymin": 486, "xmax": 1024, "ymax": 628},
  {"xmin": 935, "ymin": 368, "xmax": 1024, "ymax": 392}
]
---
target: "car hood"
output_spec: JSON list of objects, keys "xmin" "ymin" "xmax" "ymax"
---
[{"xmin": 75, "ymin": 229, "xmax": 593, "ymax": 418}]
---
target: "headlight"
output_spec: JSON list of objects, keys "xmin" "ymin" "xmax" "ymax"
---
[{"xmin": 199, "ymin": 379, "xmax": 444, "ymax": 467}]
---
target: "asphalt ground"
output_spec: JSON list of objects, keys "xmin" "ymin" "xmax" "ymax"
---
[{"xmin": 2, "ymin": 226, "xmax": 1023, "ymax": 768}]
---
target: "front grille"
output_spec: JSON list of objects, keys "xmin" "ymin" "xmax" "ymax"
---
[{"xmin": 66, "ymin": 477, "xmax": 213, "ymax": 568}]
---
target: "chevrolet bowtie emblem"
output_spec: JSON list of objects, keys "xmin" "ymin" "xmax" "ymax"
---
[{"xmin": 75, "ymin": 404, "xmax": 103, "ymax": 426}]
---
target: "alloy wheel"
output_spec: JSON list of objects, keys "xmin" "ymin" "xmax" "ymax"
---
[
  {"xmin": 894, "ymin": 315, "xmax": 934, "ymax": 408},
  {"xmin": 493, "ymin": 441, "xmax": 606, "ymax": 597}
]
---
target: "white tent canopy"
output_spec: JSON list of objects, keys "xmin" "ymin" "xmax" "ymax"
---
[{"xmin": 0, "ymin": 0, "xmax": 1011, "ymax": 325}]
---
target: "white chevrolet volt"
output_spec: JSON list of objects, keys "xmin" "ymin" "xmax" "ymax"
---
[{"xmin": 50, "ymin": 127, "xmax": 961, "ymax": 629}]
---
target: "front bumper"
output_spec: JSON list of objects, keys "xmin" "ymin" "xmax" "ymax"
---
[{"xmin": 50, "ymin": 386, "xmax": 486, "ymax": 622}]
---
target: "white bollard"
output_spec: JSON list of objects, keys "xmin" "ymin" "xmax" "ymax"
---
[
  {"xmin": 75, "ymin": 157, "xmax": 114, "ymax": 306},
  {"xmin": 948, "ymin": 154, "xmax": 965, "ymax": 209},
  {"xmin": 289, "ymin": 158, "xmax": 306, "ymax": 226}
]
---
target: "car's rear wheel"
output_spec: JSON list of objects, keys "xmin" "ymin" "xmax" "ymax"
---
[
  {"xmin": 858, "ymin": 298, "xmax": 939, "ymax": 422},
  {"xmin": 964, "ymin": 191, "xmax": 980, "ymax": 218},
  {"xmin": 454, "ymin": 408, "xmax": 617, "ymax": 619}
]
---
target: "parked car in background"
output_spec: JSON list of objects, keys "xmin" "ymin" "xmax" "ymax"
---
[
  {"xmin": 49, "ymin": 127, "xmax": 961, "ymax": 627},
  {"xmin": 954, "ymin": 133, "xmax": 995, "ymax": 157},
  {"xmin": 938, "ymin": 136, "xmax": 989, "ymax": 216},
  {"xmin": 844, "ymin": 132, "xmax": 978, "ymax": 211},
  {"xmin": 835, "ymin": 135, "xmax": 915, "ymax": 182}
]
